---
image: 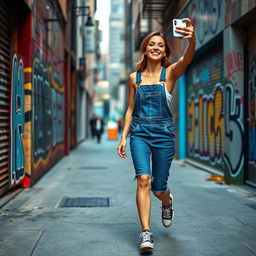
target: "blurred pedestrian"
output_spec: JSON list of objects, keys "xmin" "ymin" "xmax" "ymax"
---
[
  {"xmin": 95, "ymin": 115, "xmax": 104, "ymax": 143},
  {"xmin": 117, "ymin": 18, "xmax": 195, "ymax": 251},
  {"xmin": 118, "ymin": 117, "xmax": 123, "ymax": 134},
  {"xmin": 89, "ymin": 114, "xmax": 97, "ymax": 139}
]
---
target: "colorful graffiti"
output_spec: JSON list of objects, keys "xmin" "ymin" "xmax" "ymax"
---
[
  {"xmin": 10, "ymin": 54, "xmax": 25, "ymax": 186},
  {"xmin": 32, "ymin": 56, "xmax": 64, "ymax": 173},
  {"xmin": 223, "ymin": 83, "xmax": 243, "ymax": 177},
  {"xmin": 225, "ymin": 50, "xmax": 243, "ymax": 87},
  {"xmin": 223, "ymin": 35, "xmax": 244, "ymax": 183},
  {"xmin": 196, "ymin": 0, "xmax": 223, "ymax": 45},
  {"xmin": 188, "ymin": 84, "xmax": 224, "ymax": 166},
  {"xmin": 186, "ymin": 50, "xmax": 224, "ymax": 170}
]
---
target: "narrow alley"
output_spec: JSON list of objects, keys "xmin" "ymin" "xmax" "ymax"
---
[
  {"xmin": 1, "ymin": 134, "xmax": 256, "ymax": 256},
  {"xmin": 1, "ymin": 0, "xmax": 256, "ymax": 255}
]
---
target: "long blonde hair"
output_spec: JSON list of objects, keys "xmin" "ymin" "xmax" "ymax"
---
[{"xmin": 135, "ymin": 31, "xmax": 172, "ymax": 72}]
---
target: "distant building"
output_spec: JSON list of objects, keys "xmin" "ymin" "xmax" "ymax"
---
[{"xmin": 108, "ymin": 0, "xmax": 125, "ymax": 101}]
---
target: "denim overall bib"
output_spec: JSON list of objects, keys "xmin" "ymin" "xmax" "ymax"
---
[{"xmin": 129, "ymin": 67, "xmax": 176, "ymax": 192}]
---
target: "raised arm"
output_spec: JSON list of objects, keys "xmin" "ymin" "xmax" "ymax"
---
[
  {"xmin": 117, "ymin": 72, "xmax": 136, "ymax": 158},
  {"xmin": 170, "ymin": 18, "xmax": 196, "ymax": 80}
]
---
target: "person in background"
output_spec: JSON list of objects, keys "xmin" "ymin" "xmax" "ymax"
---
[
  {"xmin": 118, "ymin": 117, "xmax": 123, "ymax": 134},
  {"xmin": 95, "ymin": 115, "xmax": 104, "ymax": 143},
  {"xmin": 89, "ymin": 114, "xmax": 97, "ymax": 139},
  {"xmin": 117, "ymin": 18, "xmax": 195, "ymax": 251}
]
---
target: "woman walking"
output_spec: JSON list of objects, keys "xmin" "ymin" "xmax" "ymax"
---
[{"xmin": 117, "ymin": 18, "xmax": 195, "ymax": 250}]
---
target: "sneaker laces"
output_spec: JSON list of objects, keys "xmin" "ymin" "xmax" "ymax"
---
[
  {"xmin": 162, "ymin": 206, "xmax": 172, "ymax": 219},
  {"xmin": 140, "ymin": 230, "xmax": 152, "ymax": 242}
]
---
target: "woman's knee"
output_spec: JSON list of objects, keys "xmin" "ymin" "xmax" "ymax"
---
[
  {"xmin": 137, "ymin": 175, "xmax": 151, "ymax": 189},
  {"xmin": 153, "ymin": 191, "xmax": 165, "ymax": 199}
]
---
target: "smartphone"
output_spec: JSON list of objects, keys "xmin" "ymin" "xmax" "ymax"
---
[{"xmin": 173, "ymin": 19, "xmax": 187, "ymax": 37}]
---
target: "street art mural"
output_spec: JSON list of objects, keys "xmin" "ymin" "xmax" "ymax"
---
[
  {"xmin": 32, "ymin": 55, "xmax": 64, "ymax": 175},
  {"xmin": 188, "ymin": 84, "xmax": 224, "ymax": 169},
  {"xmin": 10, "ymin": 54, "xmax": 25, "ymax": 186},
  {"xmin": 187, "ymin": 51, "xmax": 224, "ymax": 171},
  {"xmin": 223, "ymin": 26, "xmax": 244, "ymax": 183},
  {"xmin": 187, "ymin": 54, "xmax": 244, "ymax": 177},
  {"xmin": 223, "ymin": 83, "xmax": 243, "ymax": 177},
  {"xmin": 194, "ymin": 0, "xmax": 223, "ymax": 47},
  {"xmin": 21, "ymin": 0, "xmax": 66, "ymax": 186}
]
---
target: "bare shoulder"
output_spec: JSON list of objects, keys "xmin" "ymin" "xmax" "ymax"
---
[
  {"xmin": 129, "ymin": 72, "xmax": 137, "ymax": 87},
  {"xmin": 129, "ymin": 72, "xmax": 136, "ymax": 81}
]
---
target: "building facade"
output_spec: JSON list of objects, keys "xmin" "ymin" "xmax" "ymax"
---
[
  {"xmin": 0, "ymin": 0, "xmax": 98, "ymax": 197},
  {"xmin": 0, "ymin": 0, "xmax": 71, "ymax": 197},
  {"xmin": 109, "ymin": 0, "xmax": 126, "ymax": 118}
]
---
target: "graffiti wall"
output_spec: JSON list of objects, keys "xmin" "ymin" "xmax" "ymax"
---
[
  {"xmin": 10, "ymin": 54, "xmax": 25, "ymax": 186},
  {"xmin": 186, "ymin": 50, "xmax": 224, "ymax": 171},
  {"xmin": 32, "ymin": 56, "xmax": 64, "ymax": 175},
  {"xmin": 167, "ymin": 0, "xmax": 226, "ymax": 162},
  {"xmin": 25, "ymin": 0, "xmax": 65, "ymax": 184},
  {"xmin": 223, "ymin": 27, "xmax": 244, "ymax": 183},
  {"xmin": 248, "ymin": 25, "xmax": 256, "ymax": 185}
]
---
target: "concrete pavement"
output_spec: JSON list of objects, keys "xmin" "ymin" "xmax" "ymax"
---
[{"xmin": 0, "ymin": 133, "xmax": 256, "ymax": 256}]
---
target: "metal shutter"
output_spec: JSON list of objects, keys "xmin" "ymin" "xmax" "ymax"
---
[
  {"xmin": 0, "ymin": 1, "xmax": 11, "ymax": 196},
  {"xmin": 247, "ymin": 24, "xmax": 256, "ymax": 186}
]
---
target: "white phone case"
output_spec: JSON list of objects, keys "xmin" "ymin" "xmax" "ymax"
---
[{"xmin": 173, "ymin": 19, "xmax": 187, "ymax": 37}]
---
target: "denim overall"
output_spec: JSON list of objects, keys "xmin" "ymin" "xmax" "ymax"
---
[{"xmin": 129, "ymin": 67, "xmax": 176, "ymax": 192}]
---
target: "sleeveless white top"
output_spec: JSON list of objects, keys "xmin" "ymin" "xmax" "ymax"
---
[{"xmin": 165, "ymin": 86, "xmax": 173, "ymax": 111}]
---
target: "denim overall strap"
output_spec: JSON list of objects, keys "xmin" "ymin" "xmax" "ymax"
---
[
  {"xmin": 160, "ymin": 67, "xmax": 166, "ymax": 82},
  {"xmin": 136, "ymin": 71, "xmax": 142, "ymax": 85}
]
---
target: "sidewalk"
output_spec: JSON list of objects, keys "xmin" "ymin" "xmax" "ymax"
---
[{"xmin": 1, "ymin": 134, "xmax": 256, "ymax": 256}]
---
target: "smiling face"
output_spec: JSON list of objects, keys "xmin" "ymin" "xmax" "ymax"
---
[{"xmin": 144, "ymin": 35, "xmax": 166, "ymax": 61}]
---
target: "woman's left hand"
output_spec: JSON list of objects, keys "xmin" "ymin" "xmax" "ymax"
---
[{"xmin": 175, "ymin": 18, "xmax": 195, "ymax": 43}]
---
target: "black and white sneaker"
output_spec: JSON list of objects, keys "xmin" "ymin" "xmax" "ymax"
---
[
  {"xmin": 139, "ymin": 230, "xmax": 154, "ymax": 250},
  {"xmin": 162, "ymin": 193, "xmax": 174, "ymax": 227}
]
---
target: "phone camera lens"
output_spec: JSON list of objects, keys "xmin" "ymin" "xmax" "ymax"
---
[{"xmin": 174, "ymin": 20, "xmax": 177, "ymax": 25}]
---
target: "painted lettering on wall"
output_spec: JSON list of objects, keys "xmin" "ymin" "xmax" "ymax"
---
[
  {"xmin": 188, "ymin": 84, "xmax": 224, "ymax": 165},
  {"xmin": 225, "ymin": 50, "xmax": 243, "ymax": 87},
  {"xmin": 10, "ymin": 54, "xmax": 25, "ymax": 185},
  {"xmin": 223, "ymin": 83, "xmax": 244, "ymax": 176},
  {"xmin": 197, "ymin": 0, "xmax": 222, "ymax": 44},
  {"xmin": 223, "ymin": 47, "xmax": 244, "ymax": 181},
  {"xmin": 32, "ymin": 56, "xmax": 64, "ymax": 168}
]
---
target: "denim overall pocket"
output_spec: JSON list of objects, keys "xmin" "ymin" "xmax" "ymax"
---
[
  {"xmin": 139, "ymin": 92, "xmax": 162, "ymax": 119},
  {"xmin": 130, "ymin": 122, "xmax": 141, "ymax": 133},
  {"xmin": 164, "ymin": 123, "xmax": 176, "ymax": 138}
]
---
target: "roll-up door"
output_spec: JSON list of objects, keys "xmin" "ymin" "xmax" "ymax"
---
[
  {"xmin": 186, "ymin": 47, "xmax": 224, "ymax": 172},
  {"xmin": 247, "ymin": 24, "xmax": 256, "ymax": 186},
  {"xmin": 0, "ymin": 1, "xmax": 11, "ymax": 196}
]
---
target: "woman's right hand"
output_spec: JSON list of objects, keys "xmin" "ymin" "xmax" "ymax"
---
[{"xmin": 117, "ymin": 138, "xmax": 127, "ymax": 158}]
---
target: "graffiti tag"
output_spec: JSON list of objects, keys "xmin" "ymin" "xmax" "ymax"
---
[
  {"xmin": 10, "ymin": 54, "xmax": 25, "ymax": 185},
  {"xmin": 223, "ymin": 83, "xmax": 244, "ymax": 176},
  {"xmin": 188, "ymin": 84, "xmax": 224, "ymax": 165},
  {"xmin": 32, "ymin": 57, "xmax": 64, "ymax": 164}
]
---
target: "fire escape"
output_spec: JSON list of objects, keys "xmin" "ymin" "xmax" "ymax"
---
[{"xmin": 134, "ymin": 0, "xmax": 175, "ymax": 50}]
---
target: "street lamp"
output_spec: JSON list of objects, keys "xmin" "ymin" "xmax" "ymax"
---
[
  {"xmin": 74, "ymin": 6, "xmax": 95, "ymax": 80},
  {"xmin": 74, "ymin": 6, "xmax": 94, "ymax": 27}
]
